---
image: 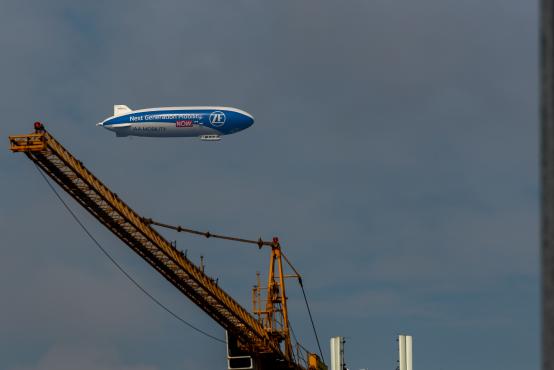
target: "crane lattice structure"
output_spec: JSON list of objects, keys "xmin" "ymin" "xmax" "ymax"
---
[{"xmin": 9, "ymin": 125, "xmax": 326, "ymax": 370}]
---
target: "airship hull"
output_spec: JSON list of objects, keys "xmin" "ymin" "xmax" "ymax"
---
[
  {"xmin": 98, "ymin": 106, "xmax": 254, "ymax": 140},
  {"xmin": 110, "ymin": 122, "xmax": 221, "ymax": 138}
]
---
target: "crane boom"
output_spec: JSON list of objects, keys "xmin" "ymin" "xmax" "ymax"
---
[{"xmin": 9, "ymin": 129, "xmax": 313, "ymax": 369}]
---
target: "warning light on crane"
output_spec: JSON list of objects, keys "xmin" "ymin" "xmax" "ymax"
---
[{"xmin": 34, "ymin": 121, "xmax": 44, "ymax": 132}]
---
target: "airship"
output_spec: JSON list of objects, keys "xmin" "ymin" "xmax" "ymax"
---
[{"xmin": 97, "ymin": 105, "xmax": 254, "ymax": 141}]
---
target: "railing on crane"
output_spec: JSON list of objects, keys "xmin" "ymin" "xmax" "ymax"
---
[{"xmin": 9, "ymin": 123, "xmax": 327, "ymax": 370}]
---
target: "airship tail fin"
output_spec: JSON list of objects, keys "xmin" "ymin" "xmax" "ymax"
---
[{"xmin": 114, "ymin": 105, "xmax": 132, "ymax": 116}]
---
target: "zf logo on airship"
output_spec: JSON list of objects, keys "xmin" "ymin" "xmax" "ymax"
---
[{"xmin": 209, "ymin": 111, "xmax": 226, "ymax": 127}]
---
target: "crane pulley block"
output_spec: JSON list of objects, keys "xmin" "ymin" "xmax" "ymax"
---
[{"xmin": 9, "ymin": 133, "xmax": 48, "ymax": 152}]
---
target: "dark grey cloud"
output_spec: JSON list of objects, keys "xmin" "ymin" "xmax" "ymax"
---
[{"xmin": 1, "ymin": 1, "xmax": 538, "ymax": 370}]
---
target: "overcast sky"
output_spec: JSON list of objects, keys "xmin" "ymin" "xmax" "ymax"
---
[{"xmin": 0, "ymin": 1, "xmax": 538, "ymax": 370}]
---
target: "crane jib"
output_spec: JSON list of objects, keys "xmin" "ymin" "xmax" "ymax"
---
[{"xmin": 8, "ymin": 128, "xmax": 326, "ymax": 370}]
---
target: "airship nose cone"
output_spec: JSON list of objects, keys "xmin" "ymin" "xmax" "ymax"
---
[{"xmin": 240, "ymin": 111, "xmax": 254, "ymax": 128}]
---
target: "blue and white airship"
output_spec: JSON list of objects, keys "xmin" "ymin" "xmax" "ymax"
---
[{"xmin": 97, "ymin": 105, "xmax": 254, "ymax": 141}]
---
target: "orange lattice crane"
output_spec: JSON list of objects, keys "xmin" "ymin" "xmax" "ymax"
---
[{"xmin": 9, "ymin": 123, "xmax": 327, "ymax": 370}]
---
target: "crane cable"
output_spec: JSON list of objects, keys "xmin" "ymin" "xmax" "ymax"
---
[
  {"xmin": 34, "ymin": 164, "xmax": 225, "ymax": 344},
  {"xmin": 280, "ymin": 252, "xmax": 325, "ymax": 361},
  {"xmin": 298, "ymin": 278, "xmax": 324, "ymax": 361},
  {"xmin": 149, "ymin": 217, "xmax": 325, "ymax": 360},
  {"xmin": 143, "ymin": 218, "xmax": 276, "ymax": 248}
]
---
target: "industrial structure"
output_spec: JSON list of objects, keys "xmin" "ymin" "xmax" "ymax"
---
[
  {"xmin": 8, "ymin": 124, "xmax": 327, "ymax": 370},
  {"xmin": 397, "ymin": 335, "xmax": 413, "ymax": 370},
  {"xmin": 329, "ymin": 337, "xmax": 345, "ymax": 370}
]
